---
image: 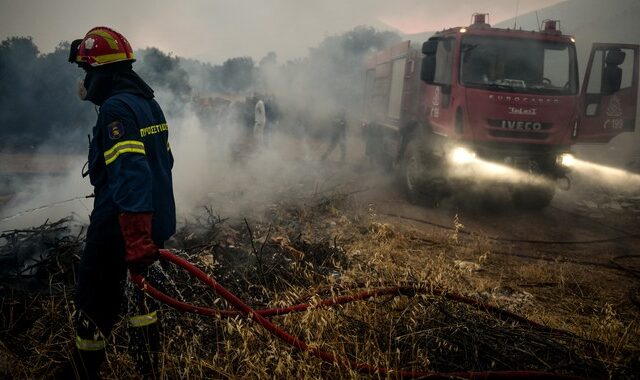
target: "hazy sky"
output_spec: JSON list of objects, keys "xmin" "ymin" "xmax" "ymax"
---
[{"xmin": 1, "ymin": 0, "xmax": 565, "ymax": 64}]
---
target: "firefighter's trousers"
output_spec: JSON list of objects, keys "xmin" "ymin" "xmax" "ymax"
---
[{"xmin": 71, "ymin": 219, "xmax": 163, "ymax": 379}]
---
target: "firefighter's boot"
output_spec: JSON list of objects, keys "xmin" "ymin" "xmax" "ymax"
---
[
  {"xmin": 67, "ymin": 310, "xmax": 108, "ymax": 379},
  {"xmin": 128, "ymin": 319, "xmax": 160, "ymax": 379},
  {"xmin": 127, "ymin": 269, "xmax": 163, "ymax": 379}
]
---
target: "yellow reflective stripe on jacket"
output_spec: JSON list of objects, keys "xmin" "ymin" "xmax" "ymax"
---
[
  {"xmin": 104, "ymin": 140, "xmax": 145, "ymax": 165},
  {"xmin": 129, "ymin": 310, "xmax": 158, "ymax": 328},
  {"xmin": 76, "ymin": 336, "xmax": 106, "ymax": 351}
]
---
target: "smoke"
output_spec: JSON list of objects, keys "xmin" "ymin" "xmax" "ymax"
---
[
  {"xmin": 449, "ymin": 159, "xmax": 553, "ymax": 188},
  {"xmin": 568, "ymin": 158, "xmax": 640, "ymax": 193},
  {"xmin": 154, "ymin": 26, "xmax": 402, "ymax": 220},
  {"xmin": 0, "ymin": 25, "xmax": 400, "ymax": 232},
  {"xmin": 0, "ymin": 155, "xmax": 92, "ymax": 231}
]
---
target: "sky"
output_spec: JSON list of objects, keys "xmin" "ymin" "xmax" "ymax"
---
[{"xmin": 0, "ymin": 0, "xmax": 565, "ymax": 64}]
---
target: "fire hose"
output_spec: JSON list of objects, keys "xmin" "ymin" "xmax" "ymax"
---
[{"xmin": 131, "ymin": 249, "xmax": 586, "ymax": 379}]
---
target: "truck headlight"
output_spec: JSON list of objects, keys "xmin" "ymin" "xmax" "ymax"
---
[
  {"xmin": 450, "ymin": 147, "xmax": 477, "ymax": 165},
  {"xmin": 557, "ymin": 153, "xmax": 575, "ymax": 168}
]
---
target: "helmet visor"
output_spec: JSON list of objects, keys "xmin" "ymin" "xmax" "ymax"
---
[{"xmin": 68, "ymin": 39, "xmax": 83, "ymax": 64}]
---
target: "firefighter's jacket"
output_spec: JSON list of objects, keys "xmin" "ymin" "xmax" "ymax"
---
[{"xmin": 87, "ymin": 92, "xmax": 176, "ymax": 244}]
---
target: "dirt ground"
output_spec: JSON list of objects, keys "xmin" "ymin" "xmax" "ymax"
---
[{"xmin": 354, "ymin": 168, "xmax": 640, "ymax": 328}]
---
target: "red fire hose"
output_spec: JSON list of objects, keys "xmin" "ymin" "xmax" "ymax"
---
[{"xmin": 130, "ymin": 249, "xmax": 585, "ymax": 379}]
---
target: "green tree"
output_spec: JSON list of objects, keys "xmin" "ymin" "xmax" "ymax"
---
[
  {"xmin": 220, "ymin": 57, "xmax": 254, "ymax": 92},
  {"xmin": 136, "ymin": 47, "xmax": 192, "ymax": 99},
  {"xmin": 0, "ymin": 37, "xmax": 93, "ymax": 151}
]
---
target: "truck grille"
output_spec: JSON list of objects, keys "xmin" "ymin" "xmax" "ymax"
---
[{"xmin": 488, "ymin": 130, "xmax": 549, "ymax": 140}]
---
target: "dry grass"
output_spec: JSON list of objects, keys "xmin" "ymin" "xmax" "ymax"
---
[{"xmin": 1, "ymin": 194, "xmax": 639, "ymax": 379}]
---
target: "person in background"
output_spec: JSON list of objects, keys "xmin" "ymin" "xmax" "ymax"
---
[
  {"xmin": 254, "ymin": 95, "xmax": 266, "ymax": 145},
  {"xmin": 62, "ymin": 26, "xmax": 176, "ymax": 379},
  {"xmin": 263, "ymin": 94, "xmax": 280, "ymax": 146},
  {"xmin": 321, "ymin": 108, "xmax": 347, "ymax": 162}
]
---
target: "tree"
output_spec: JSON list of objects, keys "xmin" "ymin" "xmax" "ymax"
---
[
  {"xmin": 0, "ymin": 37, "xmax": 93, "ymax": 151},
  {"xmin": 35, "ymin": 42, "xmax": 96, "ymax": 150},
  {"xmin": 0, "ymin": 37, "xmax": 40, "ymax": 113},
  {"xmin": 220, "ymin": 57, "xmax": 254, "ymax": 92},
  {"xmin": 136, "ymin": 47, "xmax": 191, "ymax": 99},
  {"xmin": 256, "ymin": 52, "xmax": 278, "ymax": 92}
]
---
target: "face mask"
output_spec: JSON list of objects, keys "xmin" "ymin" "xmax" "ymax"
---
[
  {"xmin": 77, "ymin": 78, "xmax": 87, "ymax": 100},
  {"xmin": 81, "ymin": 68, "xmax": 114, "ymax": 105}
]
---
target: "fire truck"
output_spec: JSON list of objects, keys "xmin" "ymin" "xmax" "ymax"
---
[{"xmin": 362, "ymin": 14, "xmax": 638, "ymax": 208}]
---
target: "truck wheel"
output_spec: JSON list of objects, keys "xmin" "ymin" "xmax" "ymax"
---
[
  {"xmin": 511, "ymin": 184, "xmax": 555, "ymax": 210},
  {"xmin": 401, "ymin": 138, "xmax": 447, "ymax": 207}
]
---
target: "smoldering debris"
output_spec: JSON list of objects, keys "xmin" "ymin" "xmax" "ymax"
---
[{"xmin": 0, "ymin": 217, "xmax": 82, "ymax": 281}]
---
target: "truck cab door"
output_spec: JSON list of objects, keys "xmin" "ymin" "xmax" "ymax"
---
[{"xmin": 576, "ymin": 43, "xmax": 639, "ymax": 143}]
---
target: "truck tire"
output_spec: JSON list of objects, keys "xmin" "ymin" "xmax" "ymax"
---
[
  {"xmin": 510, "ymin": 183, "xmax": 555, "ymax": 210},
  {"xmin": 401, "ymin": 137, "xmax": 447, "ymax": 207}
]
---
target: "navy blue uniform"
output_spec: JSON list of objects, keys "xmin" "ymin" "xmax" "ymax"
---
[{"xmin": 87, "ymin": 92, "xmax": 175, "ymax": 244}]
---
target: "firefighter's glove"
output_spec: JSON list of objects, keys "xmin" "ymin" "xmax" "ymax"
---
[{"xmin": 119, "ymin": 212, "xmax": 159, "ymax": 273}]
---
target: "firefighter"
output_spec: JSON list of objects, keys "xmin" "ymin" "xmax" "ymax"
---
[
  {"xmin": 320, "ymin": 108, "xmax": 347, "ymax": 161},
  {"xmin": 62, "ymin": 26, "xmax": 176, "ymax": 379}
]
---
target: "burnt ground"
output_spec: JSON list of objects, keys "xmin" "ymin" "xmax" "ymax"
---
[{"xmin": 1, "ymin": 143, "xmax": 640, "ymax": 379}]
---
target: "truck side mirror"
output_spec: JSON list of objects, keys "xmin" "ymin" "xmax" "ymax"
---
[
  {"xmin": 422, "ymin": 40, "xmax": 438, "ymax": 55},
  {"xmin": 421, "ymin": 40, "xmax": 439, "ymax": 83},
  {"xmin": 421, "ymin": 56, "xmax": 436, "ymax": 83}
]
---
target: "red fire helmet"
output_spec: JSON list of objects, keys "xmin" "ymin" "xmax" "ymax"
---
[{"xmin": 70, "ymin": 26, "xmax": 135, "ymax": 67}]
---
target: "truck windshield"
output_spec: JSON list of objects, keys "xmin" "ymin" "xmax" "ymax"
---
[{"xmin": 460, "ymin": 35, "xmax": 578, "ymax": 95}]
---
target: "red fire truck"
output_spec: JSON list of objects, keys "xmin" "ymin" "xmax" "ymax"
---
[{"xmin": 362, "ymin": 14, "xmax": 638, "ymax": 208}]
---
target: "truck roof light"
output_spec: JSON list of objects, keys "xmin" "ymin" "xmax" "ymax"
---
[
  {"xmin": 470, "ymin": 13, "xmax": 490, "ymax": 29},
  {"xmin": 542, "ymin": 19, "xmax": 562, "ymax": 34}
]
